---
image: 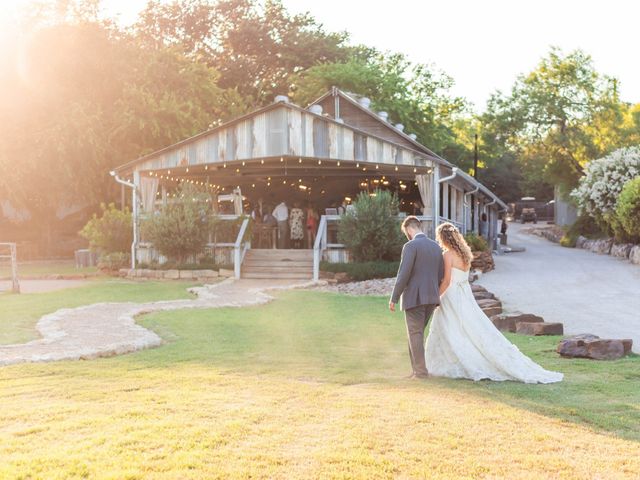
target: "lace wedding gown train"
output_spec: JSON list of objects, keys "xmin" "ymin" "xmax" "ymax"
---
[{"xmin": 425, "ymin": 268, "xmax": 563, "ymax": 384}]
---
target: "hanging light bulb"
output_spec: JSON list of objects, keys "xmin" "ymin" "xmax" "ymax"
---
[
  {"xmin": 337, "ymin": 161, "xmax": 340, "ymax": 166},
  {"xmin": 395, "ymin": 166, "xmax": 399, "ymax": 171},
  {"xmin": 186, "ymin": 167, "xmax": 189, "ymax": 173},
  {"xmin": 280, "ymin": 157, "xmax": 284, "ymax": 162},
  {"xmin": 223, "ymin": 163, "xmax": 227, "ymax": 168},
  {"xmin": 260, "ymin": 159, "xmax": 264, "ymax": 164},
  {"xmin": 205, "ymin": 165, "xmax": 208, "ymax": 170},
  {"xmin": 298, "ymin": 158, "xmax": 302, "ymax": 164},
  {"xmin": 376, "ymin": 164, "xmax": 379, "ymax": 169},
  {"xmin": 318, "ymin": 160, "xmax": 322, "ymax": 165},
  {"xmin": 242, "ymin": 161, "xmax": 245, "ymax": 166},
  {"xmin": 413, "ymin": 167, "xmax": 417, "ymax": 173},
  {"xmin": 236, "ymin": 168, "xmax": 240, "ymax": 173}
]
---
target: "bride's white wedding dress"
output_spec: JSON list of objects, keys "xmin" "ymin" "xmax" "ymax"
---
[{"xmin": 425, "ymin": 267, "xmax": 563, "ymax": 384}]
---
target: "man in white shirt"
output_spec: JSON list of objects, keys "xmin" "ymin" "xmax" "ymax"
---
[{"xmin": 272, "ymin": 201, "xmax": 289, "ymax": 248}]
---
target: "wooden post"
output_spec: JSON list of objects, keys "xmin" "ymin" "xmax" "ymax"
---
[{"xmin": 10, "ymin": 243, "xmax": 19, "ymax": 293}]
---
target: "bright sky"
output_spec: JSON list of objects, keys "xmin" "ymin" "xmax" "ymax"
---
[{"xmin": 4, "ymin": 0, "xmax": 639, "ymax": 110}]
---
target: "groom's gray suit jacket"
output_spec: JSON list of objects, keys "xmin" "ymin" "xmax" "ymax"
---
[{"xmin": 391, "ymin": 233, "xmax": 444, "ymax": 311}]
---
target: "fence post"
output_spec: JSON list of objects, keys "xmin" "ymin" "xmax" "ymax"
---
[{"xmin": 10, "ymin": 244, "xmax": 19, "ymax": 293}]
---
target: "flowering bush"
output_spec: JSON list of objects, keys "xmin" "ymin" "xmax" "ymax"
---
[{"xmin": 571, "ymin": 146, "xmax": 640, "ymax": 234}]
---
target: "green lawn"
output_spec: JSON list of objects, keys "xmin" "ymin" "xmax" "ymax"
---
[
  {"xmin": 0, "ymin": 260, "xmax": 98, "ymax": 278},
  {"xmin": 0, "ymin": 279, "xmax": 197, "ymax": 344},
  {"xmin": 0, "ymin": 286, "xmax": 638, "ymax": 479}
]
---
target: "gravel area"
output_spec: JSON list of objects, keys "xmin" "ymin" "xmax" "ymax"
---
[{"xmin": 313, "ymin": 277, "xmax": 395, "ymax": 296}]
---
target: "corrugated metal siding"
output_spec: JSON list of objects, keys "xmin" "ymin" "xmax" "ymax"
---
[
  {"xmin": 287, "ymin": 109, "xmax": 302, "ymax": 155},
  {"xmin": 266, "ymin": 109, "xmax": 287, "ymax": 156},
  {"xmin": 313, "ymin": 118, "xmax": 330, "ymax": 158},
  {"xmin": 354, "ymin": 133, "xmax": 367, "ymax": 161},
  {"xmin": 129, "ymin": 105, "xmax": 441, "ymax": 171}
]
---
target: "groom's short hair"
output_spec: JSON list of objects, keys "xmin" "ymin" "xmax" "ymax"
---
[{"xmin": 401, "ymin": 216, "xmax": 422, "ymax": 235}]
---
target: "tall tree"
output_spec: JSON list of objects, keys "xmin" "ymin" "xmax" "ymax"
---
[
  {"xmin": 135, "ymin": 0, "xmax": 354, "ymax": 107},
  {"xmin": 0, "ymin": 16, "xmax": 240, "ymax": 251},
  {"xmin": 482, "ymin": 48, "xmax": 627, "ymax": 194}
]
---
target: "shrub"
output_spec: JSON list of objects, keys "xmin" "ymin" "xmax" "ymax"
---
[
  {"xmin": 571, "ymin": 146, "xmax": 640, "ymax": 234},
  {"xmin": 141, "ymin": 184, "xmax": 211, "ymax": 263},
  {"xmin": 80, "ymin": 203, "xmax": 132, "ymax": 255},
  {"xmin": 464, "ymin": 232, "xmax": 489, "ymax": 252},
  {"xmin": 615, "ymin": 177, "xmax": 640, "ymax": 242},
  {"xmin": 337, "ymin": 190, "xmax": 405, "ymax": 262},
  {"xmin": 559, "ymin": 215, "xmax": 604, "ymax": 247},
  {"xmin": 320, "ymin": 261, "xmax": 399, "ymax": 281},
  {"xmin": 97, "ymin": 252, "xmax": 130, "ymax": 271},
  {"xmin": 210, "ymin": 215, "xmax": 252, "ymax": 243}
]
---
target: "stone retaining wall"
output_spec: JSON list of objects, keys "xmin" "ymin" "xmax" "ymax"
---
[
  {"xmin": 575, "ymin": 236, "xmax": 640, "ymax": 265},
  {"xmin": 118, "ymin": 268, "xmax": 234, "ymax": 281}
]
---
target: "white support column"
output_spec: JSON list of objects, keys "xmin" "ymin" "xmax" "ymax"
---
[
  {"xmin": 442, "ymin": 182, "xmax": 449, "ymax": 221},
  {"xmin": 433, "ymin": 167, "xmax": 440, "ymax": 228},
  {"xmin": 132, "ymin": 170, "xmax": 140, "ymax": 269}
]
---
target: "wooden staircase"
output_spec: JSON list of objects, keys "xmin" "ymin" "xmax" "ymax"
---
[{"xmin": 241, "ymin": 249, "xmax": 314, "ymax": 280}]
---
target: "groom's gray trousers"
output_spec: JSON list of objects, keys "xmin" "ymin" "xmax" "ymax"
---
[{"xmin": 405, "ymin": 304, "xmax": 437, "ymax": 376}]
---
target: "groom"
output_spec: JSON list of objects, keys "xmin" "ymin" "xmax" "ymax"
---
[{"xmin": 389, "ymin": 216, "xmax": 444, "ymax": 379}]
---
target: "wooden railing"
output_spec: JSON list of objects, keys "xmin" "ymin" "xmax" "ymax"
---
[{"xmin": 233, "ymin": 217, "xmax": 251, "ymax": 279}]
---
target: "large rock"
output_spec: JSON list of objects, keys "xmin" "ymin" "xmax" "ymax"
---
[
  {"xmin": 587, "ymin": 238, "xmax": 613, "ymax": 255},
  {"xmin": 219, "ymin": 268, "xmax": 234, "ymax": 278},
  {"xmin": 611, "ymin": 243, "xmax": 634, "ymax": 259},
  {"xmin": 630, "ymin": 245, "xmax": 640, "ymax": 265},
  {"xmin": 477, "ymin": 298, "xmax": 502, "ymax": 309},
  {"xmin": 471, "ymin": 251, "xmax": 495, "ymax": 273},
  {"xmin": 490, "ymin": 315, "xmax": 516, "ymax": 333},
  {"xmin": 575, "ymin": 236, "xmax": 588, "ymax": 249},
  {"xmin": 516, "ymin": 322, "xmax": 564, "ymax": 336},
  {"xmin": 164, "ymin": 269, "xmax": 180, "ymax": 279},
  {"xmin": 509, "ymin": 313, "xmax": 544, "ymax": 324},
  {"xmin": 473, "ymin": 291, "xmax": 496, "ymax": 300},
  {"xmin": 179, "ymin": 270, "xmax": 194, "ymax": 279},
  {"xmin": 471, "ymin": 284, "xmax": 487, "ymax": 293},
  {"xmin": 557, "ymin": 334, "xmax": 633, "ymax": 360},
  {"xmin": 482, "ymin": 306, "xmax": 503, "ymax": 317}
]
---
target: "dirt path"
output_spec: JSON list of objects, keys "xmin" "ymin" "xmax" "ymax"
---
[
  {"xmin": 0, "ymin": 279, "xmax": 315, "ymax": 366},
  {"xmin": 477, "ymin": 222, "xmax": 640, "ymax": 353}
]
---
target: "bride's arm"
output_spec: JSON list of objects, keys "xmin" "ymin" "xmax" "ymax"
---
[{"xmin": 439, "ymin": 252, "xmax": 452, "ymax": 296}]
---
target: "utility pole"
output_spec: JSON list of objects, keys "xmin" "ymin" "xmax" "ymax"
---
[{"xmin": 473, "ymin": 133, "xmax": 479, "ymax": 179}]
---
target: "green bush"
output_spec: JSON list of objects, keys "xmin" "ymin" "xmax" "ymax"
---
[
  {"xmin": 80, "ymin": 203, "xmax": 132, "ymax": 255},
  {"xmin": 141, "ymin": 184, "xmax": 211, "ymax": 263},
  {"xmin": 210, "ymin": 215, "xmax": 253, "ymax": 243},
  {"xmin": 559, "ymin": 214, "xmax": 606, "ymax": 247},
  {"xmin": 337, "ymin": 190, "xmax": 405, "ymax": 262},
  {"xmin": 615, "ymin": 177, "xmax": 640, "ymax": 242},
  {"xmin": 97, "ymin": 252, "xmax": 130, "ymax": 271},
  {"xmin": 320, "ymin": 261, "xmax": 399, "ymax": 281},
  {"xmin": 464, "ymin": 233, "xmax": 488, "ymax": 252}
]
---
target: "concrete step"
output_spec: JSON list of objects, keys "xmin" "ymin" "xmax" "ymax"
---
[
  {"xmin": 242, "ymin": 271, "xmax": 313, "ymax": 279},
  {"xmin": 243, "ymin": 260, "xmax": 313, "ymax": 267},
  {"xmin": 243, "ymin": 265, "xmax": 313, "ymax": 273}
]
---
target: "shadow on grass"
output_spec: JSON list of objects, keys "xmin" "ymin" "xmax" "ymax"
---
[{"xmin": 127, "ymin": 290, "xmax": 640, "ymax": 442}]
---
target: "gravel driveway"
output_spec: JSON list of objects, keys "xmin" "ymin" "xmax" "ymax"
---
[{"xmin": 477, "ymin": 222, "xmax": 640, "ymax": 353}]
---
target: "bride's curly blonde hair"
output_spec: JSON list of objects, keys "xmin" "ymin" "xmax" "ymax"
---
[{"xmin": 436, "ymin": 222, "xmax": 473, "ymax": 268}]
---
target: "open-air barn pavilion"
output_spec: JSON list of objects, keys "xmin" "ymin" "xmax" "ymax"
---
[{"xmin": 112, "ymin": 88, "xmax": 506, "ymax": 280}]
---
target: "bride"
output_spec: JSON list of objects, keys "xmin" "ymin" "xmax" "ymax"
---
[{"xmin": 424, "ymin": 222, "xmax": 563, "ymax": 384}]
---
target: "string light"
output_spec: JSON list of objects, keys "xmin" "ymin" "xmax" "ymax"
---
[
  {"xmin": 337, "ymin": 161, "xmax": 340, "ymax": 166},
  {"xmin": 186, "ymin": 168, "xmax": 189, "ymax": 173},
  {"xmin": 375, "ymin": 164, "xmax": 379, "ymax": 169},
  {"xmin": 318, "ymin": 160, "xmax": 322, "ymax": 165},
  {"xmin": 260, "ymin": 159, "xmax": 264, "ymax": 164},
  {"xmin": 280, "ymin": 157, "xmax": 284, "ymax": 162},
  {"xmin": 395, "ymin": 166, "xmax": 399, "ymax": 171},
  {"xmin": 298, "ymin": 158, "xmax": 302, "ymax": 164},
  {"xmin": 205, "ymin": 165, "xmax": 208, "ymax": 170},
  {"xmin": 242, "ymin": 161, "xmax": 245, "ymax": 166}
]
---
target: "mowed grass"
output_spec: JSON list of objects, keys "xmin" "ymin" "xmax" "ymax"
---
[
  {"xmin": 0, "ymin": 260, "xmax": 98, "ymax": 278},
  {"xmin": 0, "ymin": 280, "xmax": 197, "ymax": 344},
  {"xmin": 0, "ymin": 288, "xmax": 639, "ymax": 479}
]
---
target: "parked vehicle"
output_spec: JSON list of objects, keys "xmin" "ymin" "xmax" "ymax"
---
[{"xmin": 519, "ymin": 197, "xmax": 538, "ymax": 223}]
